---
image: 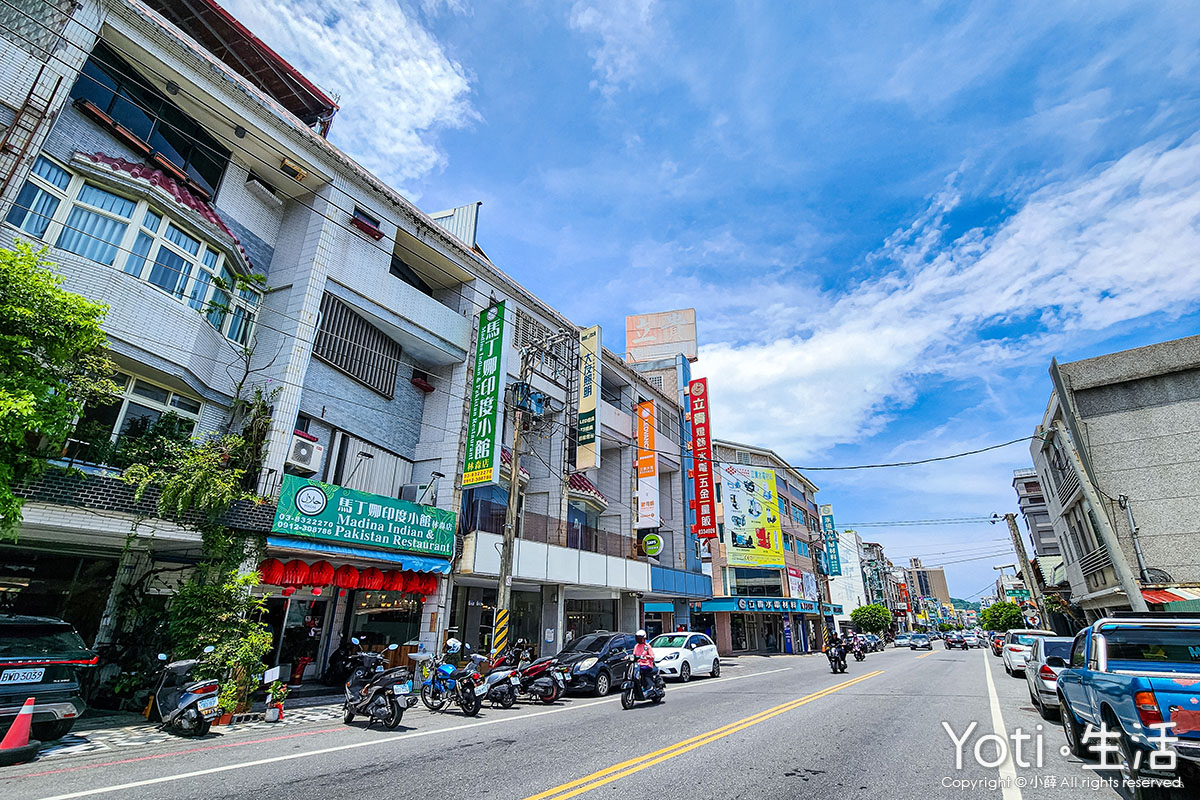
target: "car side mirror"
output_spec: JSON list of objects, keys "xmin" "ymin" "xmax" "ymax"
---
[
  {"xmin": 387, "ymin": 643, "xmax": 399, "ymax": 651},
  {"xmin": 157, "ymin": 653, "xmax": 168, "ymax": 661},
  {"xmin": 1046, "ymin": 656, "xmax": 1067, "ymax": 668},
  {"xmin": 202, "ymin": 645, "xmax": 215, "ymax": 654}
]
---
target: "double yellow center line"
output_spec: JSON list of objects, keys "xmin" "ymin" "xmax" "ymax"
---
[{"xmin": 523, "ymin": 669, "xmax": 884, "ymax": 800}]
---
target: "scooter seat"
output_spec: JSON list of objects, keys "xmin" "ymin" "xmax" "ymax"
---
[{"xmin": 450, "ymin": 668, "xmax": 474, "ymax": 680}]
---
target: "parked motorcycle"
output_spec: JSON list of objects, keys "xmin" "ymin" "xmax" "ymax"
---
[
  {"xmin": 414, "ymin": 639, "xmax": 483, "ymax": 717},
  {"xmin": 469, "ymin": 652, "xmax": 519, "ymax": 708},
  {"xmin": 342, "ymin": 640, "xmax": 418, "ymax": 729},
  {"xmin": 323, "ymin": 641, "xmax": 357, "ymax": 685},
  {"xmin": 620, "ymin": 656, "xmax": 665, "ymax": 709},
  {"xmin": 148, "ymin": 645, "xmax": 220, "ymax": 737},
  {"xmin": 827, "ymin": 643, "xmax": 848, "ymax": 674},
  {"xmin": 492, "ymin": 642, "xmax": 566, "ymax": 704}
]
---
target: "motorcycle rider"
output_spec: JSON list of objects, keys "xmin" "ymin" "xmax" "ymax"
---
[{"xmin": 633, "ymin": 630, "xmax": 656, "ymax": 693}]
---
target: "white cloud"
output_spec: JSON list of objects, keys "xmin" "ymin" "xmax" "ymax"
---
[
  {"xmin": 568, "ymin": 0, "xmax": 662, "ymax": 96},
  {"xmin": 219, "ymin": 0, "xmax": 476, "ymax": 185},
  {"xmin": 696, "ymin": 133, "xmax": 1200, "ymax": 459}
]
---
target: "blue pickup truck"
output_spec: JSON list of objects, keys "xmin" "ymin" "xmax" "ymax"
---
[{"xmin": 1057, "ymin": 616, "xmax": 1200, "ymax": 796}]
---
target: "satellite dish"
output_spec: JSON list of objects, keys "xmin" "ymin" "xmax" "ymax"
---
[{"xmin": 1146, "ymin": 568, "xmax": 1173, "ymax": 584}]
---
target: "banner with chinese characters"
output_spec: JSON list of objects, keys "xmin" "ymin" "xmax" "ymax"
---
[
  {"xmin": 462, "ymin": 301, "xmax": 508, "ymax": 487},
  {"xmin": 722, "ymin": 464, "xmax": 784, "ymax": 568},
  {"xmin": 634, "ymin": 400, "xmax": 659, "ymax": 529},
  {"xmin": 687, "ymin": 378, "xmax": 718, "ymax": 539},
  {"xmin": 819, "ymin": 503, "xmax": 842, "ymax": 576},
  {"xmin": 575, "ymin": 325, "xmax": 601, "ymax": 471},
  {"xmin": 273, "ymin": 475, "xmax": 455, "ymax": 558}
]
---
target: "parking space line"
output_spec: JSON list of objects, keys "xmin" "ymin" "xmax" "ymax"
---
[{"xmin": 983, "ymin": 651, "xmax": 1023, "ymax": 800}]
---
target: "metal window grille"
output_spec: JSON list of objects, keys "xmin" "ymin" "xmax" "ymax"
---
[
  {"xmin": 314, "ymin": 293, "xmax": 402, "ymax": 397},
  {"xmin": 736, "ymin": 451, "xmax": 751, "ymax": 465},
  {"xmin": 647, "ymin": 374, "xmax": 663, "ymax": 390}
]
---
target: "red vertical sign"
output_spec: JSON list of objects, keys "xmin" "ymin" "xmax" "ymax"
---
[{"xmin": 688, "ymin": 378, "xmax": 718, "ymax": 539}]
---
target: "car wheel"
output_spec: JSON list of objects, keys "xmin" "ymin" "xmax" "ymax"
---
[
  {"xmin": 1060, "ymin": 696, "xmax": 1092, "ymax": 759},
  {"xmin": 710, "ymin": 658, "xmax": 720, "ymax": 678},
  {"xmin": 679, "ymin": 661, "xmax": 691, "ymax": 683},
  {"xmin": 30, "ymin": 719, "xmax": 75, "ymax": 741},
  {"xmin": 594, "ymin": 671, "xmax": 611, "ymax": 696},
  {"xmin": 1113, "ymin": 719, "xmax": 1170, "ymax": 800}
]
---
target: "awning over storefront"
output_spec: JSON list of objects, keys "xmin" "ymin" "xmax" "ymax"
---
[
  {"xmin": 1142, "ymin": 587, "xmax": 1200, "ymax": 605},
  {"xmin": 267, "ymin": 536, "xmax": 451, "ymax": 574}
]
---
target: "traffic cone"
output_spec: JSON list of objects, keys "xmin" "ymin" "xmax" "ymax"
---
[{"xmin": 0, "ymin": 698, "xmax": 43, "ymax": 767}]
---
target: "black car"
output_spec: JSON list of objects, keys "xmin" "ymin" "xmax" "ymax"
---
[
  {"xmin": 556, "ymin": 631, "xmax": 637, "ymax": 696},
  {"xmin": 0, "ymin": 616, "xmax": 97, "ymax": 741}
]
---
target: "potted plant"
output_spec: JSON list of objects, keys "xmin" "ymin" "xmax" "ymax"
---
[{"xmin": 265, "ymin": 680, "xmax": 289, "ymax": 722}]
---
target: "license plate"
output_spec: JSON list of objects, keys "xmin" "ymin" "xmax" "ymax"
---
[
  {"xmin": 553, "ymin": 673, "xmax": 564, "ymax": 685},
  {"xmin": 510, "ymin": 675, "xmax": 521, "ymax": 686},
  {"xmin": 198, "ymin": 696, "xmax": 218, "ymax": 710},
  {"xmin": 393, "ymin": 681, "xmax": 412, "ymax": 694},
  {"xmin": 375, "ymin": 666, "xmax": 384, "ymax": 673},
  {"xmin": 0, "ymin": 668, "xmax": 45, "ymax": 684},
  {"xmin": 473, "ymin": 683, "xmax": 487, "ymax": 697}
]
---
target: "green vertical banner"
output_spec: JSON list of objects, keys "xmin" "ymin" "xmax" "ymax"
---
[{"xmin": 463, "ymin": 301, "xmax": 508, "ymax": 487}]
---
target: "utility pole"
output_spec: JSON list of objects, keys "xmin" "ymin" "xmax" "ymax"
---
[
  {"xmin": 1001, "ymin": 513, "xmax": 1046, "ymax": 626},
  {"xmin": 496, "ymin": 347, "xmax": 533, "ymax": 618}
]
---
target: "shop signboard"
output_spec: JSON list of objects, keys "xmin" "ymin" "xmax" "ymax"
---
[
  {"xmin": 802, "ymin": 571, "xmax": 820, "ymax": 602},
  {"xmin": 575, "ymin": 325, "xmax": 601, "ymax": 471},
  {"xmin": 787, "ymin": 566, "xmax": 804, "ymax": 598},
  {"xmin": 625, "ymin": 308, "xmax": 697, "ymax": 362},
  {"xmin": 819, "ymin": 503, "xmax": 842, "ymax": 576},
  {"xmin": 273, "ymin": 475, "xmax": 455, "ymax": 558},
  {"xmin": 635, "ymin": 400, "xmax": 659, "ymax": 529},
  {"xmin": 722, "ymin": 464, "xmax": 784, "ymax": 569},
  {"xmin": 462, "ymin": 301, "xmax": 509, "ymax": 488},
  {"xmin": 687, "ymin": 377, "xmax": 717, "ymax": 539}
]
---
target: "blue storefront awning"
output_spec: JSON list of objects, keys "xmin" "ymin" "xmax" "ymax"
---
[{"xmin": 267, "ymin": 536, "xmax": 451, "ymax": 574}]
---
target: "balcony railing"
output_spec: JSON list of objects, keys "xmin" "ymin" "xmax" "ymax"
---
[
  {"xmin": 465, "ymin": 499, "xmax": 640, "ymax": 561},
  {"xmin": 1077, "ymin": 544, "xmax": 1112, "ymax": 577}
]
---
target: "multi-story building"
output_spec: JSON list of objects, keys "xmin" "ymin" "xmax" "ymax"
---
[
  {"xmin": 903, "ymin": 558, "xmax": 952, "ymax": 605},
  {"xmin": 1031, "ymin": 336, "xmax": 1200, "ymax": 618},
  {"xmin": 1012, "ymin": 469, "xmax": 1059, "ymax": 556},
  {"xmin": 693, "ymin": 439, "xmax": 837, "ymax": 655},
  {"xmin": 861, "ymin": 541, "xmax": 902, "ymax": 632},
  {"xmin": 1, "ymin": 0, "xmax": 706, "ymax": 684},
  {"xmin": 827, "ymin": 529, "xmax": 867, "ymax": 629}
]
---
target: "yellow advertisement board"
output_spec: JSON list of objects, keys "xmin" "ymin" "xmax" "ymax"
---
[{"xmin": 721, "ymin": 464, "xmax": 784, "ymax": 569}]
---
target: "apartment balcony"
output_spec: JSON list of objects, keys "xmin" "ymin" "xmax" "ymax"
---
[
  {"xmin": 1077, "ymin": 544, "xmax": 1113, "ymax": 578},
  {"xmin": 459, "ymin": 530, "xmax": 651, "ymax": 593},
  {"xmin": 599, "ymin": 399, "xmax": 633, "ymax": 440},
  {"xmin": 345, "ymin": 278, "xmax": 471, "ymax": 366}
]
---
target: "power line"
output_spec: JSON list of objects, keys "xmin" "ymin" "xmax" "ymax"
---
[{"xmin": 839, "ymin": 516, "xmax": 996, "ymax": 527}]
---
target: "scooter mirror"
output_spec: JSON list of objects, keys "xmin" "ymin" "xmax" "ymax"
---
[
  {"xmin": 157, "ymin": 653, "xmax": 168, "ymax": 661},
  {"xmin": 202, "ymin": 645, "xmax": 216, "ymax": 654},
  {"xmin": 387, "ymin": 643, "xmax": 399, "ymax": 651},
  {"xmin": 351, "ymin": 637, "xmax": 360, "ymax": 645}
]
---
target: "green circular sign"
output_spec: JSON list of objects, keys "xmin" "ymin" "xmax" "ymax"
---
[{"xmin": 641, "ymin": 533, "xmax": 663, "ymax": 556}]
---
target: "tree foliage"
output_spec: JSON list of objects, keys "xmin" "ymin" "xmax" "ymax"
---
[
  {"xmin": 0, "ymin": 243, "xmax": 118, "ymax": 538},
  {"xmin": 850, "ymin": 603, "xmax": 893, "ymax": 634},
  {"xmin": 980, "ymin": 602, "xmax": 1025, "ymax": 632}
]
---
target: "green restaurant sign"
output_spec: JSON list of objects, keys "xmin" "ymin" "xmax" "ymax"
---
[{"xmin": 273, "ymin": 475, "xmax": 455, "ymax": 559}]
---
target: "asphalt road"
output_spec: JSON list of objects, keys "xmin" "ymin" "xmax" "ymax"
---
[{"xmin": 0, "ymin": 646, "xmax": 1178, "ymax": 800}]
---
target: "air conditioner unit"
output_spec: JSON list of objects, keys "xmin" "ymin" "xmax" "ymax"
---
[
  {"xmin": 286, "ymin": 435, "xmax": 324, "ymax": 473},
  {"xmin": 399, "ymin": 483, "xmax": 437, "ymax": 506}
]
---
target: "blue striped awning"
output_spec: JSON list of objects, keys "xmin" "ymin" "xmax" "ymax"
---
[{"xmin": 266, "ymin": 536, "xmax": 451, "ymax": 574}]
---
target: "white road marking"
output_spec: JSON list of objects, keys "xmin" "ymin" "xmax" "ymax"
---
[
  {"xmin": 982, "ymin": 651, "xmax": 1023, "ymax": 800},
  {"xmin": 34, "ymin": 665, "xmax": 795, "ymax": 799}
]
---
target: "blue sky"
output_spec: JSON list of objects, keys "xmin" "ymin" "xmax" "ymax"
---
[{"xmin": 226, "ymin": 0, "xmax": 1200, "ymax": 599}]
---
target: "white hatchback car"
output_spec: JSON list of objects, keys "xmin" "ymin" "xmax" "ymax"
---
[
  {"xmin": 1001, "ymin": 629, "xmax": 1056, "ymax": 676},
  {"xmin": 650, "ymin": 632, "xmax": 720, "ymax": 682}
]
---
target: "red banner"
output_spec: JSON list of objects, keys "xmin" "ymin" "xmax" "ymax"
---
[{"xmin": 688, "ymin": 378, "xmax": 718, "ymax": 539}]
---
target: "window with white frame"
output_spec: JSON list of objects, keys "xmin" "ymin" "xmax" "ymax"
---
[
  {"xmin": 4, "ymin": 155, "xmax": 259, "ymax": 344},
  {"xmin": 70, "ymin": 373, "xmax": 202, "ymax": 461}
]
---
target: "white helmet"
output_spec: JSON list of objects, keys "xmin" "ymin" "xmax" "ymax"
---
[
  {"xmin": 636, "ymin": 629, "xmax": 647, "ymax": 639},
  {"xmin": 444, "ymin": 638, "xmax": 461, "ymax": 654}
]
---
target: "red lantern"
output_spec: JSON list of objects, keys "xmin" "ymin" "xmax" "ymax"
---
[
  {"xmin": 257, "ymin": 558, "xmax": 284, "ymax": 585},
  {"xmin": 282, "ymin": 586, "xmax": 296, "ymax": 597},
  {"xmin": 360, "ymin": 567, "xmax": 384, "ymax": 590},
  {"xmin": 424, "ymin": 574, "xmax": 439, "ymax": 595},
  {"xmin": 281, "ymin": 559, "xmax": 309, "ymax": 586},
  {"xmin": 333, "ymin": 565, "xmax": 359, "ymax": 589},
  {"xmin": 312, "ymin": 587, "xmax": 323, "ymax": 596},
  {"xmin": 383, "ymin": 570, "xmax": 406, "ymax": 592},
  {"xmin": 308, "ymin": 560, "xmax": 334, "ymax": 587}
]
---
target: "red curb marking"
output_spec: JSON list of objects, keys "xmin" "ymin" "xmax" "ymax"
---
[{"xmin": 8, "ymin": 727, "xmax": 342, "ymax": 780}]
